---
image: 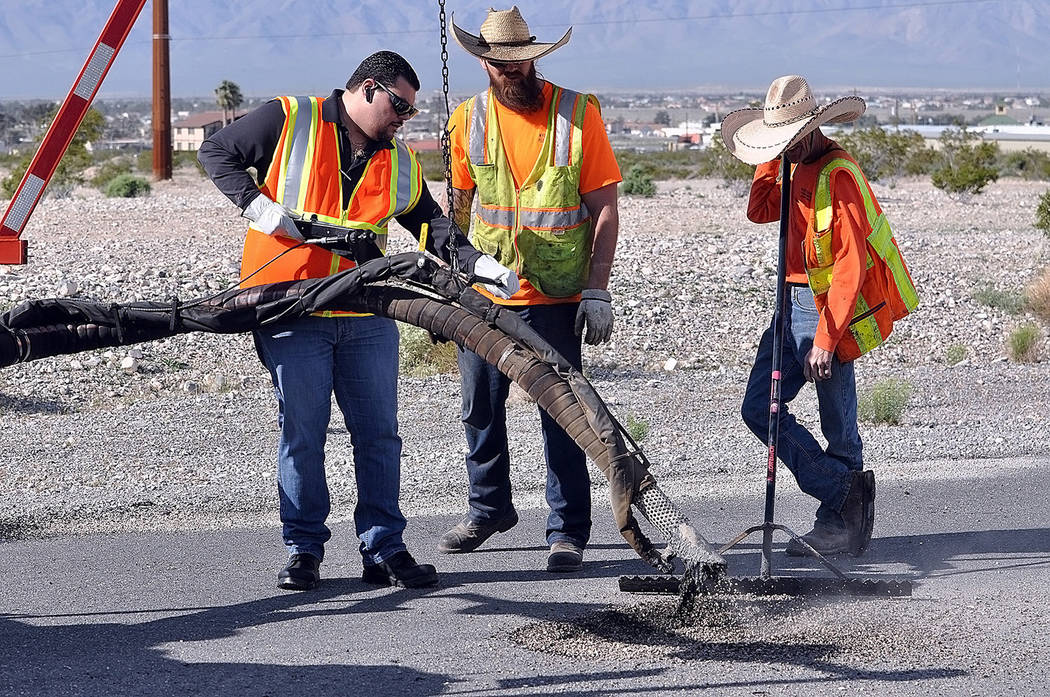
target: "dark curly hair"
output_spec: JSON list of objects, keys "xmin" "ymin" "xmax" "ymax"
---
[{"xmin": 346, "ymin": 51, "xmax": 420, "ymax": 91}]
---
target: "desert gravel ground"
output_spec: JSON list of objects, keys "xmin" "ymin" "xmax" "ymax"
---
[{"xmin": 2, "ymin": 170, "xmax": 1048, "ymax": 539}]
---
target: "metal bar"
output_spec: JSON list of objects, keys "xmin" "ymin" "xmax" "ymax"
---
[
  {"xmin": 619, "ymin": 574, "xmax": 913, "ymax": 597},
  {"xmin": 760, "ymin": 153, "xmax": 792, "ymax": 578},
  {"xmin": 152, "ymin": 0, "xmax": 172, "ymax": 180},
  {"xmin": 0, "ymin": 0, "xmax": 148, "ymax": 264}
]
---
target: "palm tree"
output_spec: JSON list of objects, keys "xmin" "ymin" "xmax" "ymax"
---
[{"xmin": 215, "ymin": 80, "xmax": 243, "ymax": 126}]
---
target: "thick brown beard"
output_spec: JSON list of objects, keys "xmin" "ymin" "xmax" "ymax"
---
[{"xmin": 491, "ymin": 65, "xmax": 544, "ymax": 113}]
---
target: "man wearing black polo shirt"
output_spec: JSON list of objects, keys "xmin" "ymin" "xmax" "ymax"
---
[{"xmin": 199, "ymin": 50, "xmax": 517, "ymax": 591}]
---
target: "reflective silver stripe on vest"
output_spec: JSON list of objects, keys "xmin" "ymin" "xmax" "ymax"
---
[
  {"xmin": 520, "ymin": 207, "xmax": 587, "ymax": 230},
  {"xmin": 476, "ymin": 205, "xmax": 516, "ymax": 229},
  {"xmin": 281, "ymin": 97, "xmax": 316, "ymax": 207},
  {"xmin": 468, "ymin": 92, "xmax": 489, "ymax": 164},
  {"xmin": 377, "ymin": 138, "xmax": 417, "ymax": 227},
  {"xmin": 553, "ymin": 88, "xmax": 580, "ymax": 167}
]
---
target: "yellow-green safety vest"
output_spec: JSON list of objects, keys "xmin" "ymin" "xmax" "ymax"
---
[{"xmin": 464, "ymin": 85, "xmax": 595, "ymax": 297}]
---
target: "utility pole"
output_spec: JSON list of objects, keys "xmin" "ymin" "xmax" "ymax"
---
[{"xmin": 152, "ymin": 0, "xmax": 172, "ymax": 180}]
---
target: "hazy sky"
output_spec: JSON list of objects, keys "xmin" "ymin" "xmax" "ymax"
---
[{"xmin": 2, "ymin": 0, "xmax": 1048, "ymax": 100}]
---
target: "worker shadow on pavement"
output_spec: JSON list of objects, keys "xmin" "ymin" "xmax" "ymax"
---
[
  {"xmin": 0, "ymin": 569, "xmax": 679, "ymax": 697},
  {"xmin": 0, "ymin": 590, "xmax": 452, "ymax": 697}
]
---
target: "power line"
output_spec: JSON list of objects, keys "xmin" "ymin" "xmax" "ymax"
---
[{"xmin": 0, "ymin": 0, "xmax": 1001, "ymax": 61}]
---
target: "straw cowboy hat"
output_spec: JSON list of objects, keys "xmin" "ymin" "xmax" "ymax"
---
[
  {"xmin": 452, "ymin": 6, "xmax": 572, "ymax": 63},
  {"xmin": 720, "ymin": 75, "xmax": 866, "ymax": 165}
]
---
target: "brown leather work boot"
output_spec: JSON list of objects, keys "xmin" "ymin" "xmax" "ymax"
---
[
  {"xmin": 785, "ymin": 524, "xmax": 849, "ymax": 557},
  {"xmin": 437, "ymin": 510, "xmax": 519, "ymax": 554}
]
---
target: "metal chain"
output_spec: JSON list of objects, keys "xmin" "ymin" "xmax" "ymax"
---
[{"xmin": 438, "ymin": 0, "xmax": 460, "ymax": 274}]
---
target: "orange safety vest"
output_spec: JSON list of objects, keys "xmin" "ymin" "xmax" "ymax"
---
[
  {"xmin": 802, "ymin": 151, "xmax": 919, "ymax": 361},
  {"xmin": 240, "ymin": 95, "xmax": 423, "ymax": 289}
]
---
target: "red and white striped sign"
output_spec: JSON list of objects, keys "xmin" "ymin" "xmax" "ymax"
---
[{"xmin": 0, "ymin": 0, "xmax": 147, "ymax": 264}]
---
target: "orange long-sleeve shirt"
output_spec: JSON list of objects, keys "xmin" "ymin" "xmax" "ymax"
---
[{"xmin": 747, "ymin": 154, "xmax": 872, "ymax": 353}]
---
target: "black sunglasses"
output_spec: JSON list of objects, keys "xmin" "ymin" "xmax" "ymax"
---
[{"xmin": 372, "ymin": 79, "xmax": 419, "ymax": 120}]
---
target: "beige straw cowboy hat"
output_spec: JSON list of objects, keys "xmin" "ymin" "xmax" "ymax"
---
[
  {"xmin": 452, "ymin": 6, "xmax": 572, "ymax": 63},
  {"xmin": 720, "ymin": 75, "xmax": 866, "ymax": 165}
]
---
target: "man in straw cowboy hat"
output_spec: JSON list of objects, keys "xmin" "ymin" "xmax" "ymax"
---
[
  {"xmin": 721, "ymin": 75, "xmax": 918, "ymax": 557},
  {"xmin": 438, "ymin": 7, "xmax": 623, "ymax": 573}
]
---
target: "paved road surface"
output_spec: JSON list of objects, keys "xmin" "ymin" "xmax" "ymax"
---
[{"xmin": 3, "ymin": 459, "xmax": 1048, "ymax": 696}]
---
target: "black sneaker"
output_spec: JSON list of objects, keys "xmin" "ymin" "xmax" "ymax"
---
[
  {"xmin": 362, "ymin": 550, "xmax": 439, "ymax": 588},
  {"xmin": 785, "ymin": 524, "xmax": 849, "ymax": 557},
  {"xmin": 277, "ymin": 553, "xmax": 321, "ymax": 591},
  {"xmin": 437, "ymin": 510, "xmax": 519, "ymax": 554}
]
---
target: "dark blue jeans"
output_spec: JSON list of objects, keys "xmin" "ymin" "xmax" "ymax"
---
[
  {"xmin": 254, "ymin": 315, "xmax": 407, "ymax": 565},
  {"xmin": 457, "ymin": 302, "xmax": 591, "ymax": 548},
  {"xmin": 741, "ymin": 285, "xmax": 864, "ymax": 530}
]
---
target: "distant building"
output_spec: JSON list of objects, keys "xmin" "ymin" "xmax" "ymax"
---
[{"xmin": 172, "ymin": 111, "xmax": 246, "ymax": 151}]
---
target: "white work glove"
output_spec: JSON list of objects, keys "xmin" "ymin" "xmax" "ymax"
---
[
  {"xmin": 575, "ymin": 288, "xmax": 614, "ymax": 345},
  {"xmin": 242, "ymin": 194, "xmax": 304, "ymax": 242},
  {"xmin": 473, "ymin": 254, "xmax": 520, "ymax": 300}
]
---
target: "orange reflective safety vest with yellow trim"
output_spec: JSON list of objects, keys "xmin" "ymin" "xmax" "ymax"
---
[
  {"xmin": 464, "ymin": 85, "xmax": 595, "ymax": 298},
  {"xmin": 240, "ymin": 95, "xmax": 424, "ymax": 295},
  {"xmin": 803, "ymin": 152, "xmax": 919, "ymax": 361}
]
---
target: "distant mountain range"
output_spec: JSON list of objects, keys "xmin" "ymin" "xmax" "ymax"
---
[{"xmin": 2, "ymin": 0, "xmax": 1049, "ymax": 99}]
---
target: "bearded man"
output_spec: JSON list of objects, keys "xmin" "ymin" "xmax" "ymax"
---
[{"xmin": 437, "ymin": 7, "xmax": 623, "ymax": 573}]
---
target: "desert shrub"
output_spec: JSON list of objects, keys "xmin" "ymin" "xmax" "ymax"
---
[
  {"xmin": 173, "ymin": 149, "xmax": 207, "ymax": 175},
  {"xmin": 615, "ymin": 149, "xmax": 702, "ymax": 181},
  {"xmin": 931, "ymin": 126, "xmax": 999, "ymax": 198},
  {"xmin": 945, "ymin": 343, "xmax": 968, "ymax": 365},
  {"xmin": 103, "ymin": 174, "xmax": 151, "ymax": 198},
  {"xmin": 697, "ymin": 133, "xmax": 754, "ymax": 188},
  {"xmin": 134, "ymin": 149, "xmax": 207, "ymax": 176},
  {"xmin": 1007, "ymin": 322, "xmax": 1043, "ymax": 363},
  {"xmin": 91, "ymin": 158, "xmax": 132, "ymax": 189},
  {"xmin": 1, "ymin": 105, "xmax": 104, "ymax": 199},
  {"xmin": 414, "ymin": 149, "xmax": 447, "ymax": 182},
  {"xmin": 837, "ymin": 126, "xmax": 935, "ymax": 182},
  {"xmin": 1036, "ymin": 190, "xmax": 1050, "ymax": 236},
  {"xmin": 621, "ymin": 165, "xmax": 656, "ymax": 196},
  {"xmin": 973, "ymin": 285, "xmax": 1027, "ymax": 315},
  {"xmin": 625, "ymin": 413, "xmax": 650, "ymax": 442},
  {"xmin": 857, "ymin": 378, "xmax": 912, "ymax": 425},
  {"xmin": 398, "ymin": 323, "xmax": 458, "ymax": 377},
  {"xmin": 998, "ymin": 148, "xmax": 1050, "ymax": 181},
  {"xmin": 1025, "ymin": 267, "xmax": 1050, "ymax": 324}
]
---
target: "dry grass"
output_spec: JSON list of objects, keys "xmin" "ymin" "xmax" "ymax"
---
[{"xmin": 1026, "ymin": 267, "xmax": 1050, "ymax": 325}]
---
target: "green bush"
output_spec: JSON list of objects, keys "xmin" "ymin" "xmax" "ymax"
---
[
  {"xmin": 998, "ymin": 148, "xmax": 1050, "ymax": 181},
  {"xmin": 414, "ymin": 149, "xmax": 448, "ymax": 182},
  {"xmin": 857, "ymin": 378, "xmax": 912, "ymax": 425},
  {"xmin": 621, "ymin": 164, "xmax": 656, "ymax": 196},
  {"xmin": 398, "ymin": 323, "xmax": 458, "ymax": 377},
  {"xmin": 1, "ymin": 105, "xmax": 104, "ymax": 199},
  {"xmin": 91, "ymin": 158, "xmax": 132, "ymax": 189},
  {"xmin": 1007, "ymin": 322, "xmax": 1042, "ymax": 363},
  {"xmin": 1036, "ymin": 190, "xmax": 1050, "ymax": 236},
  {"xmin": 931, "ymin": 126, "xmax": 1000, "ymax": 198},
  {"xmin": 837, "ymin": 126, "xmax": 936, "ymax": 182},
  {"xmin": 945, "ymin": 343, "xmax": 968, "ymax": 365},
  {"xmin": 625, "ymin": 413, "xmax": 650, "ymax": 442},
  {"xmin": 103, "ymin": 174, "xmax": 151, "ymax": 198},
  {"xmin": 973, "ymin": 285, "xmax": 1027, "ymax": 314},
  {"xmin": 697, "ymin": 134, "xmax": 754, "ymax": 185}
]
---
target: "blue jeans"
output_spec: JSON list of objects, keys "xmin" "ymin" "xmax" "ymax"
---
[
  {"xmin": 457, "ymin": 302, "xmax": 591, "ymax": 548},
  {"xmin": 254, "ymin": 314, "xmax": 406, "ymax": 565},
  {"xmin": 740, "ymin": 285, "xmax": 864, "ymax": 530}
]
